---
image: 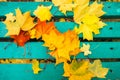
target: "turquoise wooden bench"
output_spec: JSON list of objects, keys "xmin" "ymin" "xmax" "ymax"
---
[{"xmin": 0, "ymin": 1, "xmax": 120, "ymax": 80}]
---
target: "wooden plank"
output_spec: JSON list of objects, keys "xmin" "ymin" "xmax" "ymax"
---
[
  {"xmin": 0, "ymin": 63, "xmax": 65, "ymax": 80},
  {"xmin": 0, "ymin": 22, "xmax": 120, "ymax": 38},
  {"xmin": 55, "ymin": 22, "xmax": 120, "ymax": 38},
  {"xmin": 0, "ymin": 62, "xmax": 120, "ymax": 80},
  {"xmin": 0, "ymin": 42, "xmax": 51, "ymax": 59},
  {"xmin": 0, "ymin": 42, "xmax": 120, "ymax": 59},
  {"xmin": 0, "ymin": 2, "xmax": 120, "ymax": 17}
]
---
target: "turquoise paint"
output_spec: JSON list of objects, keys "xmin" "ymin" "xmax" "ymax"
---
[
  {"xmin": 0, "ymin": 42, "xmax": 120, "ymax": 59},
  {"xmin": 0, "ymin": 2, "xmax": 120, "ymax": 80},
  {"xmin": 0, "ymin": 2, "xmax": 120, "ymax": 17},
  {"xmin": 0, "ymin": 62, "xmax": 120, "ymax": 80},
  {"xmin": 103, "ymin": 2, "xmax": 120, "ymax": 17},
  {"xmin": 0, "ymin": 22, "xmax": 120, "ymax": 38},
  {"xmin": 0, "ymin": 42, "xmax": 52, "ymax": 59},
  {"xmin": 0, "ymin": 63, "xmax": 66, "ymax": 80}
]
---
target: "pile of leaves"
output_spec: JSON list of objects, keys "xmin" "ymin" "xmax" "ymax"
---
[{"xmin": 3, "ymin": 0, "xmax": 109, "ymax": 80}]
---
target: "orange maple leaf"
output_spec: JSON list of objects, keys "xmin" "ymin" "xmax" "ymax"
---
[
  {"xmin": 30, "ymin": 19, "xmax": 59, "ymax": 39},
  {"xmin": 11, "ymin": 31, "xmax": 30, "ymax": 46}
]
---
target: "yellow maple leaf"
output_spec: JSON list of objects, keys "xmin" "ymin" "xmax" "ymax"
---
[
  {"xmin": 73, "ymin": 0, "xmax": 89, "ymax": 24},
  {"xmin": 52, "ymin": 0, "xmax": 76, "ymax": 14},
  {"xmin": 88, "ymin": 60, "xmax": 109, "ymax": 78},
  {"xmin": 74, "ymin": 0, "xmax": 90, "ymax": 6},
  {"xmin": 4, "ymin": 21, "xmax": 20, "ymax": 36},
  {"xmin": 15, "ymin": 8, "xmax": 36, "ymax": 31},
  {"xmin": 60, "ymin": 30, "xmax": 80, "ymax": 60},
  {"xmin": 73, "ymin": 1, "xmax": 105, "ymax": 24},
  {"xmin": 32, "ymin": 59, "xmax": 42, "ymax": 74},
  {"xmin": 80, "ymin": 43, "xmax": 91, "ymax": 56},
  {"xmin": 88, "ymin": 1, "xmax": 105, "ymax": 17},
  {"xmin": 50, "ymin": 51, "xmax": 68, "ymax": 65},
  {"xmin": 52, "ymin": 0, "xmax": 72, "ymax": 6},
  {"xmin": 4, "ymin": 8, "xmax": 36, "ymax": 36},
  {"xmin": 59, "ymin": 4, "xmax": 77, "ymax": 15},
  {"xmin": 42, "ymin": 30, "xmax": 64, "ymax": 50},
  {"xmin": 5, "ymin": 13, "xmax": 16, "ymax": 22},
  {"xmin": 74, "ymin": 14, "xmax": 106, "ymax": 40},
  {"xmin": 43, "ymin": 30, "xmax": 80, "ymax": 64},
  {"xmin": 73, "ymin": 1, "xmax": 106, "ymax": 40},
  {"xmin": 29, "ymin": 28, "xmax": 36, "ymax": 39},
  {"xmin": 63, "ymin": 59, "xmax": 94, "ymax": 80},
  {"xmin": 34, "ymin": 5, "xmax": 52, "ymax": 21}
]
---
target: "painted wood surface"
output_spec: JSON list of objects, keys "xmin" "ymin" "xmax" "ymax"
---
[
  {"xmin": 0, "ymin": 2, "xmax": 120, "ymax": 17},
  {"xmin": 0, "ymin": 42, "xmax": 120, "ymax": 59},
  {"xmin": 0, "ymin": 2, "xmax": 120, "ymax": 80},
  {"xmin": 0, "ymin": 62, "xmax": 120, "ymax": 80},
  {"xmin": 0, "ymin": 22, "xmax": 120, "ymax": 38}
]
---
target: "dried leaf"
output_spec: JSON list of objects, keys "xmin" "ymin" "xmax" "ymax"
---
[
  {"xmin": 34, "ymin": 5, "xmax": 52, "ymax": 21},
  {"xmin": 32, "ymin": 59, "xmax": 42, "ymax": 74},
  {"xmin": 74, "ymin": 14, "xmax": 106, "ymax": 40},
  {"xmin": 80, "ymin": 43, "xmax": 91, "ymax": 56},
  {"xmin": 43, "ymin": 30, "xmax": 80, "ymax": 64},
  {"xmin": 4, "ymin": 8, "xmax": 35, "ymax": 36},
  {"xmin": 88, "ymin": 60, "xmax": 109, "ymax": 78},
  {"xmin": 63, "ymin": 59, "xmax": 94, "ymax": 80},
  {"xmin": 5, "ymin": 13, "xmax": 16, "ymax": 22},
  {"xmin": 15, "ymin": 8, "xmax": 36, "ymax": 31},
  {"xmin": 52, "ymin": 0, "xmax": 76, "ymax": 14},
  {"xmin": 35, "ymin": 19, "xmax": 58, "ymax": 39},
  {"xmin": 11, "ymin": 31, "xmax": 30, "ymax": 46}
]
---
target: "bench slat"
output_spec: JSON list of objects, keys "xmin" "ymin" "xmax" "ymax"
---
[
  {"xmin": 0, "ymin": 62, "xmax": 120, "ymax": 80},
  {"xmin": 0, "ymin": 42, "xmax": 120, "ymax": 59},
  {"xmin": 0, "ymin": 22, "xmax": 120, "ymax": 38},
  {"xmin": 0, "ymin": 2, "xmax": 120, "ymax": 17}
]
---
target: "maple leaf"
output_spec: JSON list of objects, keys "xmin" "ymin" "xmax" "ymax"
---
[
  {"xmin": 42, "ymin": 30, "xmax": 64, "ymax": 51},
  {"xmin": 29, "ymin": 28, "xmax": 36, "ymax": 39},
  {"xmin": 52, "ymin": 0, "xmax": 77, "ymax": 14},
  {"xmin": 59, "ymin": 4, "xmax": 77, "ymax": 15},
  {"xmin": 43, "ymin": 30, "xmax": 80, "ymax": 64},
  {"xmin": 63, "ymin": 59, "xmax": 94, "ymax": 80},
  {"xmin": 32, "ymin": 59, "xmax": 42, "ymax": 74},
  {"xmin": 4, "ymin": 8, "xmax": 35, "ymax": 36},
  {"xmin": 88, "ymin": 60, "xmax": 109, "ymax": 78},
  {"xmin": 52, "ymin": 0, "xmax": 72, "ymax": 6},
  {"xmin": 73, "ymin": 1, "xmax": 106, "ymax": 40},
  {"xmin": 74, "ymin": 14, "xmax": 106, "ymax": 40},
  {"xmin": 56, "ymin": 30, "xmax": 80, "ymax": 60},
  {"xmin": 30, "ymin": 19, "xmax": 58, "ymax": 39},
  {"xmin": 15, "ymin": 8, "xmax": 36, "ymax": 31},
  {"xmin": 5, "ymin": 13, "xmax": 16, "ymax": 22},
  {"xmin": 80, "ymin": 43, "xmax": 91, "ymax": 56},
  {"xmin": 74, "ymin": 0, "xmax": 90, "ymax": 6},
  {"xmin": 88, "ymin": 1, "xmax": 105, "ymax": 17},
  {"xmin": 11, "ymin": 31, "xmax": 30, "ymax": 46},
  {"xmin": 73, "ymin": 0, "xmax": 89, "ymax": 24},
  {"xmin": 34, "ymin": 5, "xmax": 52, "ymax": 21},
  {"xmin": 4, "ymin": 21, "xmax": 20, "ymax": 36},
  {"xmin": 50, "ymin": 51, "xmax": 68, "ymax": 65},
  {"xmin": 73, "ymin": 1, "xmax": 105, "ymax": 24}
]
